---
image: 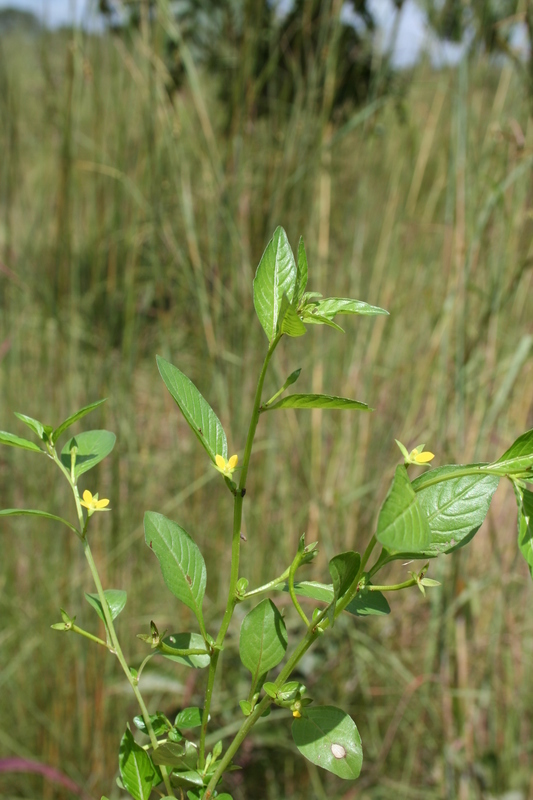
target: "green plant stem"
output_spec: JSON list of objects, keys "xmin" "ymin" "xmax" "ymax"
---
[
  {"xmin": 53, "ymin": 449, "xmax": 175, "ymax": 797},
  {"xmin": 359, "ymin": 533, "xmax": 377, "ymax": 572},
  {"xmin": 70, "ymin": 624, "xmax": 112, "ymax": 649},
  {"xmin": 288, "ymin": 556, "xmax": 310, "ymax": 626},
  {"xmin": 243, "ymin": 567, "xmax": 290, "ymax": 599},
  {"xmin": 199, "ymin": 335, "xmax": 281, "ymax": 768},
  {"xmin": 368, "ymin": 578, "xmax": 417, "ymax": 592}
]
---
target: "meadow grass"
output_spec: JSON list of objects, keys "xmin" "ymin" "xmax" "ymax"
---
[{"xmin": 0, "ymin": 16, "xmax": 532, "ymax": 800}]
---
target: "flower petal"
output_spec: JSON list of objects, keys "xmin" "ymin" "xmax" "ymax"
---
[
  {"xmin": 228, "ymin": 454, "xmax": 238, "ymax": 469},
  {"xmin": 95, "ymin": 498, "xmax": 110, "ymax": 508},
  {"xmin": 414, "ymin": 451, "xmax": 434, "ymax": 464},
  {"xmin": 82, "ymin": 490, "xmax": 93, "ymax": 504},
  {"xmin": 215, "ymin": 454, "xmax": 226, "ymax": 469}
]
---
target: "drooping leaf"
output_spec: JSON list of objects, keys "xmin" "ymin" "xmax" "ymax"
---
[
  {"xmin": 515, "ymin": 484, "xmax": 533, "ymax": 577},
  {"xmin": 301, "ymin": 310, "xmax": 345, "ymax": 332},
  {"xmin": 174, "ymin": 707, "xmax": 203, "ymax": 729},
  {"xmin": 239, "ymin": 598, "xmax": 288, "ymax": 685},
  {"xmin": 491, "ymin": 429, "xmax": 533, "ymax": 474},
  {"xmin": 85, "ymin": 590, "xmax": 127, "ymax": 623},
  {"xmin": 295, "ymin": 237, "xmax": 309, "ymax": 303},
  {"xmin": 156, "ymin": 356, "xmax": 227, "ymax": 463},
  {"xmin": 253, "ymin": 226, "xmax": 297, "ymax": 342},
  {"xmin": 277, "ymin": 580, "xmax": 390, "ymax": 617},
  {"xmin": 13, "ymin": 413, "xmax": 52, "ymax": 442},
  {"xmin": 0, "ymin": 430, "xmax": 43, "ymax": 453},
  {"xmin": 151, "ymin": 740, "xmax": 198, "ymax": 769},
  {"xmin": 119, "ymin": 727, "xmax": 156, "ymax": 800},
  {"xmin": 133, "ymin": 713, "xmax": 171, "ymax": 737},
  {"xmin": 376, "ymin": 465, "xmax": 431, "ymax": 553},
  {"xmin": 413, "ymin": 466, "xmax": 499, "ymax": 554},
  {"xmin": 292, "ymin": 706, "xmax": 362, "ymax": 780},
  {"xmin": 312, "ymin": 297, "xmax": 388, "ymax": 319},
  {"xmin": 60, "ymin": 430, "xmax": 116, "ymax": 478},
  {"xmin": 265, "ymin": 394, "xmax": 371, "ymax": 412},
  {"xmin": 327, "ymin": 552, "xmax": 361, "ymax": 624},
  {"xmin": 278, "ymin": 295, "xmax": 307, "ymax": 338},
  {"xmin": 171, "ymin": 771, "xmax": 204, "ymax": 788},
  {"xmin": 161, "ymin": 633, "xmax": 210, "ymax": 668},
  {"xmin": 0, "ymin": 508, "xmax": 78, "ymax": 534},
  {"xmin": 52, "ymin": 398, "xmax": 107, "ymax": 442},
  {"xmin": 144, "ymin": 512, "xmax": 206, "ymax": 624}
]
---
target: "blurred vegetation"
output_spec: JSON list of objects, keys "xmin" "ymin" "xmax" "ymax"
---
[{"xmin": 0, "ymin": 2, "xmax": 533, "ymax": 800}]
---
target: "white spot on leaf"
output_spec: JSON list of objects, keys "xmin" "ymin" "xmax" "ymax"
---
[{"xmin": 331, "ymin": 743, "xmax": 346, "ymax": 759}]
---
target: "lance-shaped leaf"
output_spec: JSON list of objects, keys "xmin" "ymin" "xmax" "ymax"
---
[
  {"xmin": 490, "ymin": 429, "xmax": 533, "ymax": 474},
  {"xmin": 327, "ymin": 551, "xmax": 361, "ymax": 624},
  {"xmin": 239, "ymin": 599, "xmax": 287, "ymax": 685},
  {"xmin": 85, "ymin": 589, "xmax": 127, "ymax": 623},
  {"xmin": 156, "ymin": 356, "xmax": 227, "ymax": 463},
  {"xmin": 144, "ymin": 512, "xmax": 206, "ymax": 625},
  {"xmin": 174, "ymin": 707, "xmax": 203, "ymax": 729},
  {"xmin": 253, "ymin": 226, "xmax": 297, "ymax": 342},
  {"xmin": 312, "ymin": 297, "xmax": 388, "ymax": 319},
  {"xmin": 278, "ymin": 295, "xmax": 307, "ymax": 338},
  {"xmin": 265, "ymin": 394, "xmax": 371, "ymax": 412},
  {"xmin": 301, "ymin": 310, "xmax": 345, "ymax": 332},
  {"xmin": 295, "ymin": 236, "xmax": 309, "ymax": 303},
  {"xmin": 53, "ymin": 398, "xmax": 107, "ymax": 442},
  {"xmin": 0, "ymin": 508, "xmax": 78, "ymax": 534},
  {"xmin": 119, "ymin": 727, "xmax": 156, "ymax": 800},
  {"xmin": 161, "ymin": 633, "xmax": 210, "ymax": 668},
  {"xmin": 413, "ymin": 466, "xmax": 499, "ymax": 554},
  {"xmin": 60, "ymin": 430, "xmax": 116, "ymax": 478},
  {"xmin": 376, "ymin": 465, "xmax": 431, "ymax": 553},
  {"xmin": 515, "ymin": 484, "xmax": 533, "ymax": 578},
  {"xmin": 292, "ymin": 706, "xmax": 363, "ymax": 780},
  {"xmin": 0, "ymin": 430, "xmax": 43, "ymax": 453},
  {"xmin": 14, "ymin": 413, "xmax": 52, "ymax": 442},
  {"xmin": 276, "ymin": 580, "xmax": 389, "ymax": 617}
]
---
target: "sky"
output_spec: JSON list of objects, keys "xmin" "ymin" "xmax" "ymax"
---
[{"xmin": 0, "ymin": 0, "xmax": 527, "ymax": 69}]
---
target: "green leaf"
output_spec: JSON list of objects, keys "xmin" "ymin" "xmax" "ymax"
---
[
  {"xmin": 174, "ymin": 707, "xmax": 203, "ymax": 729},
  {"xmin": 295, "ymin": 237, "xmax": 308, "ymax": 303},
  {"xmin": 277, "ymin": 580, "xmax": 390, "ymax": 617},
  {"xmin": 119, "ymin": 727, "xmax": 156, "ymax": 800},
  {"xmin": 292, "ymin": 706, "xmax": 362, "ymax": 780},
  {"xmin": 14, "ymin": 413, "xmax": 52, "ymax": 442},
  {"xmin": 265, "ymin": 394, "xmax": 371, "ymax": 412},
  {"xmin": 156, "ymin": 356, "xmax": 227, "ymax": 463},
  {"xmin": 161, "ymin": 633, "xmax": 210, "ymax": 668},
  {"xmin": 0, "ymin": 430, "xmax": 43, "ymax": 453},
  {"xmin": 301, "ymin": 310, "xmax": 345, "ymax": 332},
  {"xmin": 515, "ymin": 485, "xmax": 533, "ymax": 577},
  {"xmin": 413, "ymin": 466, "xmax": 500, "ymax": 554},
  {"xmin": 52, "ymin": 398, "xmax": 107, "ymax": 442},
  {"xmin": 312, "ymin": 297, "xmax": 388, "ymax": 319},
  {"xmin": 144, "ymin": 512, "xmax": 206, "ymax": 624},
  {"xmin": 133, "ymin": 713, "xmax": 171, "ymax": 737},
  {"xmin": 278, "ymin": 295, "xmax": 307, "ymax": 338},
  {"xmin": 171, "ymin": 771, "xmax": 203, "ymax": 788},
  {"xmin": 85, "ymin": 590, "xmax": 127, "ymax": 623},
  {"xmin": 328, "ymin": 552, "xmax": 361, "ymax": 624},
  {"xmin": 239, "ymin": 599, "xmax": 288, "ymax": 685},
  {"xmin": 0, "ymin": 508, "xmax": 78, "ymax": 534},
  {"xmin": 491, "ymin": 429, "xmax": 533, "ymax": 474},
  {"xmin": 60, "ymin": 430, "xmax": 116, "ymax": 478},
  {"xmin": 376, "ymin": 465, "xmax": 431, "ymax": 553},
  {"xmin": 152, "ymin": 740, "xmax": 197, "ymax": 769},
  {"xmin": 253, "ymin": 226, "xmax": 297, "ymax": 342}
]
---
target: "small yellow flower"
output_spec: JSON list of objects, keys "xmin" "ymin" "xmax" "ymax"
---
[
  {"xmin": 214, "ymin": 454, "xmax": 238, "ymax": 478},
  {"xmin": 409, "ymin": 448, "xmax": 435, "ymax": 465},
  {"xmin": 292, "ymin": 709, "xmax": 302, "ymax": 718},
  {"xmin": 80, "ymin": 490, "xmax": 110, "ymax": 515}
]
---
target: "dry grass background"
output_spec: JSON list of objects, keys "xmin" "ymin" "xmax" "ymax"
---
[{"xmin": 0, "ymin": 12, "xmax": 533, "ymax": 800}]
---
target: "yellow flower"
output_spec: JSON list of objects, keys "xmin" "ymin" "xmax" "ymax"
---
[
  {"xmin": 80, "ymin": 490, "xmax": 110, "ymax": 515},
  {"xmin": 292, "ymin": 709, "xmax": 302, "ymax": 718},
  {"xmin": 409, "ymin": 447, "xmax": 435, "ymax": 465},
  {"xmin": 214, "ymin": 454, "xmax": 238, "ymax": 478}
]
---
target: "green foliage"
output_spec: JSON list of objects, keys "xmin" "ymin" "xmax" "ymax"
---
[
  {"xmin": 239, "ymin": 599, "xmax": 288, "ymax": 685},
  {"xmin": 292, "ymin": 706, "xmax": 363, "ymax": 780},
  {"xmin": 0, "ymin": 508, "xmax": 78, "ymax": 533},
  {"xmin": 376, "ymin": 465, "xmax": 431, "ymax": 553},
  {"xmin": 253, "ymin": 226, "xmax": 297, "ymax": 343},
  {"xmin": 144, "ymin": 512, "xmax": 206, "ymax": 626},
  {"xmin": 60, "ymin": 430, "xmax": 116, "ymax": 478},
  {"xmin": 156, "ymin": 356, "xmax": 227, "ymax": 463},
  {"xmin": 119, "ymin": 727, "xmax": 158, "ymax": 800},
  {"xmin": 85, "ymin": 590, "xmax": 127, "ymax": 623},
  {"xmin": 52, "ymin": 399, "xmax": 107, "ymax": 443},
  {"xmin": 0, "ymin": 430, "xmax": 43, "ymax": 453},
  {"xmin": 265, "ymin": 394, "xmax": 370, "ymax": 411}
]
